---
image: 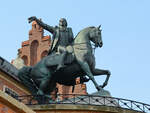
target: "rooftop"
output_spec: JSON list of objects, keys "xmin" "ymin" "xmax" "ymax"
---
[{"xmin": 0, "ymin": 56, "xmax": 20, "ymax": 81}]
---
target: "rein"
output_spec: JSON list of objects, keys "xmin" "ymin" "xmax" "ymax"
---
[{"xmin": 73, "ymin": 42, "xmax": 97, "ymax": 55}]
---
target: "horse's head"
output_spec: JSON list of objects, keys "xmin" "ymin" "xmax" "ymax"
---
[{"xmin": 89, "ymin": 25, "xmax": 103, "ymax": 48}]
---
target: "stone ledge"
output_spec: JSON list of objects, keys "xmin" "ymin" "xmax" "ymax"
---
[{"xmin": 29, "ymin": 104, "xmax": 142, "ymax": 113}]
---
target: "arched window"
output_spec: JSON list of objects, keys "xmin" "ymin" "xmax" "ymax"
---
[
  {"xmin": 30, "ymin": 40, "xmax": 39, "ymax": 66},
  {"xmin": 41, "ymin": 50, "xmax": 48, "ymax": 59},
  {"xmin": 22, "ymin": 55, "xmax": 28, "ymax": 65}
]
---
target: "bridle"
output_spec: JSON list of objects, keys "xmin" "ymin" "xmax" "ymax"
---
[{"xmin": 73, "ymin": 42, "xmax": 98, "ymax": 55}]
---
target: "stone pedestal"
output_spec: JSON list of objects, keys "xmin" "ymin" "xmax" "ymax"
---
[
  {"xmin": 91, "ymin": 89, "xmax": 111, "ymax": 97},
  {"xmin": 29, "ymin": 104, "xmax": 142, "ymax": 113}
]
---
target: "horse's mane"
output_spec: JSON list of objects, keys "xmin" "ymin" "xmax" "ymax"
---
[{"xmin": 74, "ymin": 26, "xmax": 95, "ymax": 39}]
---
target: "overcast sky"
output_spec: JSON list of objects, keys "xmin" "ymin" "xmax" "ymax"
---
[{"xmin": 0, "ymin": 0, "xmax": 150, "ymax": 104}]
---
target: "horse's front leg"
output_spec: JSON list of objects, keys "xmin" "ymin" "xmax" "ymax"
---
[
  {"xmin": 92, "ymin": 68, "xmax": 111, "ymax": 88},
  {"xmin": 77, "ymin": 60, "xmax": 102, "ymax": 91}
]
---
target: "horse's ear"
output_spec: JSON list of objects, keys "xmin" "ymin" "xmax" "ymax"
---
[{"xmin": 98, "ymin": 25, "xmax": 101, "ymax": 29}]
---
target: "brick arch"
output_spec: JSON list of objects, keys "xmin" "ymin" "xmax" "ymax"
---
[
  {"xmin": 30, "ymin": 40, "xmax": 39, "ymax": 66},
  {"xmin": 22, "ymin": 55, "xmax": 28, "ymax": 65},
  {"xmin": 41, "ymin": 50, "xmax": 48, "ymax": 59}
]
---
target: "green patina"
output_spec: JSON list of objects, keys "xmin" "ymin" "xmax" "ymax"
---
[{"xmin": 17, "ymin": 17, "xmax": 111, "ymax": 102}]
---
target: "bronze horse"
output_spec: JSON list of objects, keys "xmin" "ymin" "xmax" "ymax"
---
[{"xmin": 18, "ymin": 26, "xmax": 111, "ymax": 101}]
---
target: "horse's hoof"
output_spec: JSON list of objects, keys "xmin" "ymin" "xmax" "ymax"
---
[
  {"xmin": 96, "ymin": 86, "xmax": 103, "ymax": 91},
  {"xmin": 48, "ymin": 100, "xmax": 54, "ymax": 104}
]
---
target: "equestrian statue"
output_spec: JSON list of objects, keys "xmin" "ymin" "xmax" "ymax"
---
[{"xmin": 17, "ymin": 16, "xmax": 111, "ymax": 102}]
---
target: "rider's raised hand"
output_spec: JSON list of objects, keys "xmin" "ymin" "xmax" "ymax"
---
[{"xmin": 28, "ymin": 16, "xmax": 37, "ymax": 23}]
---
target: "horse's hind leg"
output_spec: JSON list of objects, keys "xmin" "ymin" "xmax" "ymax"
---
[
  {"xmin": 38, "ymin": 77, "xmax": 51, "ymax": 94},
  {"xmin": 92, "ymin": 68, "xmax": 111, "ymax": 88},
  {"xmin": 37, "ymin": 70, "xmax": 52, "ymax": 95},
  {"xmin": 45, "ymin": 82, "xmax": 57, "ymax": 103},
  {"xmin": 36, "ymin": 72, "xmax": 54, "ymax": 103}
]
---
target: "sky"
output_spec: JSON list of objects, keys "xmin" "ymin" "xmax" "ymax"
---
[{"xmin": 0, "ymin": 0, "xmax": 150, "ymax": 105}]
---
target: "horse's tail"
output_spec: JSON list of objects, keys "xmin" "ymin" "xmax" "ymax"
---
[{"xmin": 17, "ymin": 66, "xmax": 37, "ymax": 95}]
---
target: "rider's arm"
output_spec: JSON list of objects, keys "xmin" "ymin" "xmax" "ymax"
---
[{"xmin": 35, "ymin": 19, "xmax": 55, "ymax": 34}]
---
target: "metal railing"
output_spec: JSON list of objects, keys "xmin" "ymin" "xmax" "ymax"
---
[{"xmin": 15, "ymin": 94, "xmax": 150, "ymax": 113}]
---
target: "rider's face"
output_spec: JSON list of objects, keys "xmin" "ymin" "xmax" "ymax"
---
[{"xmin": 59, "ymin": 19, "xmax": 67, "ymax": 27}]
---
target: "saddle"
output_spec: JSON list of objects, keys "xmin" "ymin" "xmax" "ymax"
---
[{"xmin": 45, "ymin": 46, "xmax": 75, "ymax": 67}]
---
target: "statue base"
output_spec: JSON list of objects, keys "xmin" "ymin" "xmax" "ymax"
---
[
  {"xmin": 91, "ymin": 89, "xmax": 111, "ymax": 97},
  {"xmin": 29, "ymin": 104, "xmax": 142, "ymax": 113}
]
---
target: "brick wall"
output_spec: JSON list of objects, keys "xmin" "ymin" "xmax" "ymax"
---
[
  {"xmin": 0, "ymin": 70, "xmax": 30, "ymax": 96},
  {"xmin": 20, "ymin": 21, "xmax": 50, "ymax": 66}
]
